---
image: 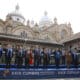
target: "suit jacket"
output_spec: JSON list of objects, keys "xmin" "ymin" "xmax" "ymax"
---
[
  {"xmin": 0, "ymin": 48, "xmax": 3, "ymax": 57},
  {"xmin": 54, "ymin": 51, "xmax": 61, "ymax": 59},
  {"xmin": 6, "ymin": 48, "xmax": 13, "ymax": 58},
  {"xmin": 3, "ymin": 48, "xmax": 7, "ymax": 57},
  {"xmin": 66, "ymin": 52, "xmax": 72, "ymax": 64},
  {"xmin": 19, "ymin": 49, "xmax": 24, "ymax": 57}
]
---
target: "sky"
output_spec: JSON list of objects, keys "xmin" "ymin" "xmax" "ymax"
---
[{"xmin": 0, "ymin": 0, "xmax": 80, "ymax": 33}]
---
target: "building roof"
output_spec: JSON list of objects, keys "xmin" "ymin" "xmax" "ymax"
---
[
  {"xmin": 61, "ymin": 32, "xmax": 80, "ymax": 43},
  {"xmin": 27, "ymin": 38, "xmax": 61, "ymax": 45}
]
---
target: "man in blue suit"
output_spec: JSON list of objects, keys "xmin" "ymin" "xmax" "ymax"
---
[
  {"xmin": 5, "ymin": 44, "xmax": 13, "ymax": 68},
  {"xmin": 54, "ymin": 48, "xmax": 61, "ymax": 68},
  {"xmin": 34, "ymin": 46, "xmax": 40, "ymax": 67}
]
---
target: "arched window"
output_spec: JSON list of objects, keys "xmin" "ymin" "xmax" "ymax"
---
[
  {"xmin": 61, "ymin": 30, "xmax": 67, "ymax": 39},
  {"xmin": 20, "ymin": 31, "xmax": 27, "ymax": 38}
]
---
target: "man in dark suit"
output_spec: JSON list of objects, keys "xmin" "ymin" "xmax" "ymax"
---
[
  {"xmin": 3, "ymin": 45, "xmax": 7, "ymax": 64},
  {"xmin": 47, "ymin": 48, "xmax": 52, "ymax": 65},
  {"xmin": 72, "ymin": 48, "xmax": 78, "ymax": 68},
  {"xmin": 43, "ymin": 48, "xmax": 49, "ymax": 67},
  {"xmin": 5, "ymin": 44, "xmax": 13, "ymax": 68},
  {"xmin": 61, "ymin": 49, "xmax": 65, "ymax": 65},
  {"xmin": 18, "ymin": 46, "xmax": 24, "ymax": 68},
  {"xmin": 15, "ymin": 46, "xmax": 19, "ymax": 67},
  {"xmin": 24, "ymin": 48, "xmax": 30, "ymax": 68}
]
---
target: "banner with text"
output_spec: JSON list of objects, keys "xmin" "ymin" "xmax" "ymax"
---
[{"xmin": 0, "ymin": 69, "xmax": 80, "ymax": 79}]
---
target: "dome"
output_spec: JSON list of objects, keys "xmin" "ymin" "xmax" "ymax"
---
[
  {"xmin": 6, "ymin": 4, "xmax": 25, "ymax": 24},
  {"xmin": 39, "ymin": 11, "xmax": 52, "ymax": 27}
]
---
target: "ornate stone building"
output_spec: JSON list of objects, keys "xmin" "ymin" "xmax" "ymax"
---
[
  {"xmin": 0, "ymin": 4, "xmax": 73, "ymax": 48},
  {"xmin": 62, "ymin": 32, "xmax": 80, "ymax": 51}
]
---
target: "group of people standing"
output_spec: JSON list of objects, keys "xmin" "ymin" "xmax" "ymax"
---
[{"xmin": 0, "ymin": 44, "xmax": 79, "ymax": 68}]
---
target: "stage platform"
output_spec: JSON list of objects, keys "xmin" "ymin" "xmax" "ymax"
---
[
  {"xmin": 0, "ymin": 64, "xmax": 80, "ymax": 68},
  {"xmin": 0, "ymin": 64, "xmax": 80, "ymax": 79}
]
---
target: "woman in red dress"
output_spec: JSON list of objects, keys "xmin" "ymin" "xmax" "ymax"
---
[{"xmin": 29, "ymin": 49, "xmax": 34, "ymax": 65}]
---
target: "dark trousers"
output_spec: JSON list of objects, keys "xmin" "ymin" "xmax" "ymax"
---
[
  {"xmin": 15, "ymin": 56, "xmax": 18, "ymax": 65},
  {"xmin": 71, "ymin": 54, "xmax": 75, "ymax": 64},
  {"xmin": 74, "ymin": 56, "xmax": 78, "ymax": 68},
  {"xmin": 43, "ymin": 55, "xmax": 48, "ymax": 67},
  {"xmin": 17, "ymin": 56, "xmax": 23, "ymax": 68},
  {"xmin": 55, "ymin": 58, "xmax": 60, "ymax": 68},
  {"xmin": 39, "ymin": 56, "xmax": 42, "ymax": 65},
  {"xmin": 47, "ymin": 56, "xmax": 50, "ymax": 65},
  {"xmin": 25, "ymin": 57, "xmax": 29, "ymax": 68},
  {"xmin": 5, "ymin": 56, "xmax": 11, "ymax": 68},
  {"xmin": 62, "ymin": 56, "xmax": 65, "ymax": 64},
  {"xmin": 43, "ymin": 58, "xmax": 48, "ymax": 66},
  {"xmin": 34, "ymin": 55, "xmax": 40, "ymax": 67}
]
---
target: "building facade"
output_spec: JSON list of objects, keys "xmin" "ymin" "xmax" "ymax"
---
[
  {"xmin": 63, "ymin": 32, "xmax": 80, "ymax": 51},
  {"xmin": 0, "ymin": 4, "xmax": 74, "ymax": 49}
]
